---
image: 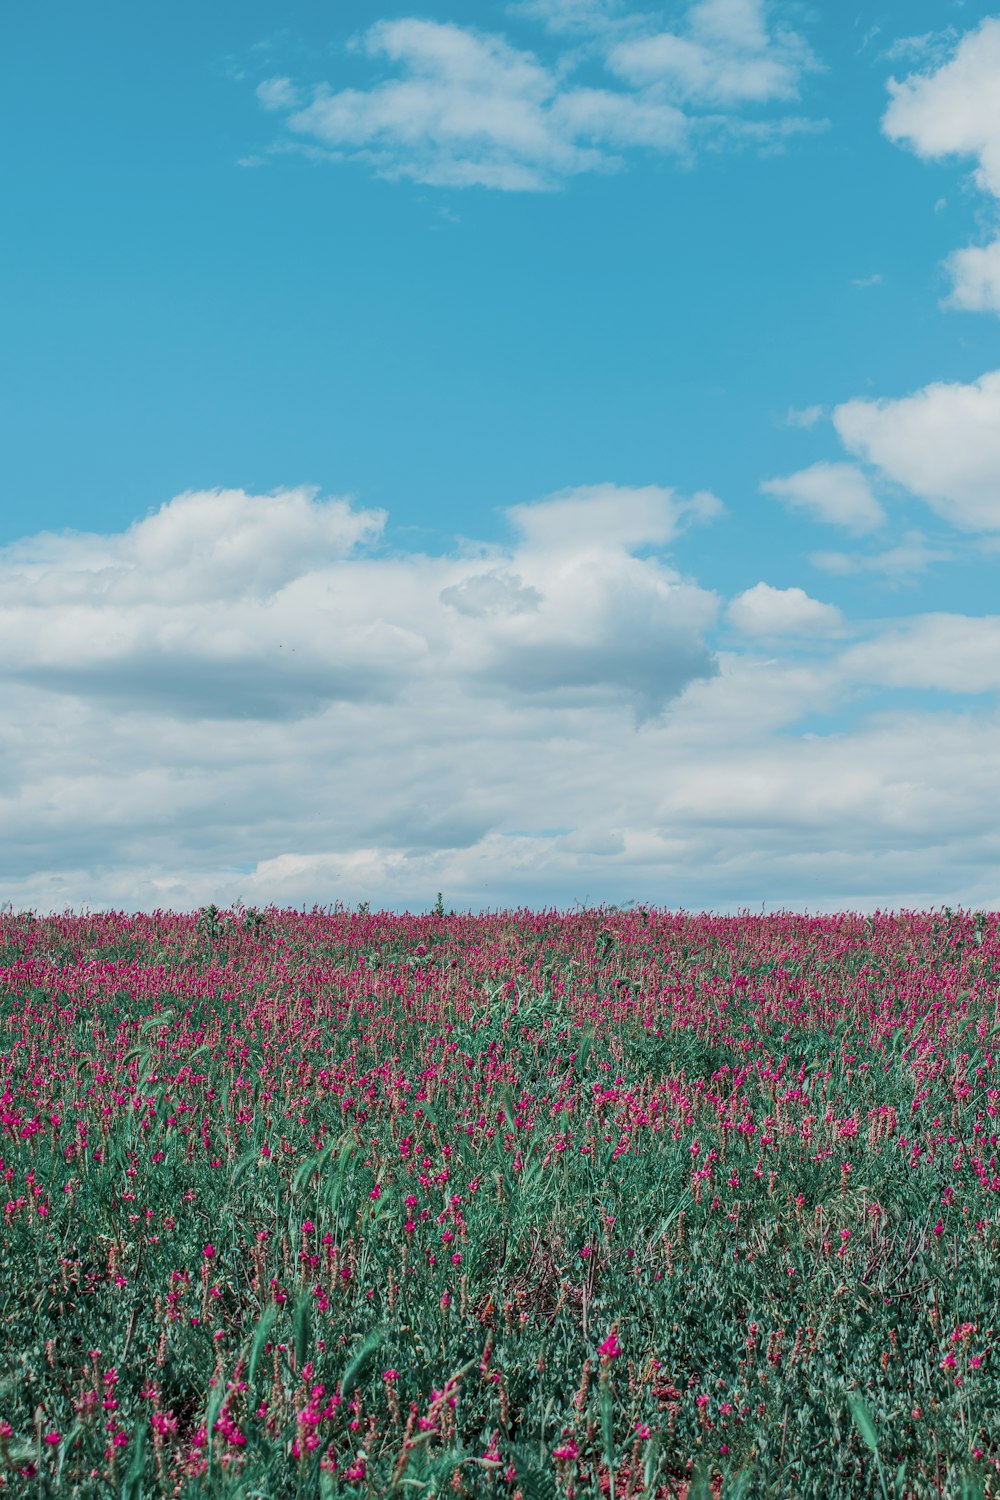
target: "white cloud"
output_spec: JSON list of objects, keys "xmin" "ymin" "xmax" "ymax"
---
[
  {"xmin": 278, "ymin": 18, "xmax": 693, "ymax": 192},
  {"xmin": 946, "ymin": 236, "xmax": 1000, "ymax": 314},
  {"xmin": 0, "ymin": 481, "xmax": 722, "ymax": 909},
  {"xmin": 883, "ymin": 17, "xmax": 1000, "ymax": 197},
  {"xmin": 449, "ymin": 486, "xmax": 723, "ymax": 713},
  {"xmin": 257, "ymin": 5, "xmax": 821, "ymax": 191},
  {"xmin": 608, "ymin": 0, "xmax": 814, "ymax": 106},
  {"xmin": 726, "ymin": 582, "xmax": 842, "ymax": 636},
  {"xmin": 785, "ymin": 403, "xmax": 824, "ymax": 428},
  {"xmin": 284, "ymin": 20, "xmax": 599, "ymax": 192},
  {"xmin": 841, "ymin": 615, "xmax": 1000, "ymax": 694},
  {"xmin": 0, "ymin": 489, "xmax": 398, "ymax": 717},
  {"xmin": 0, "ymin": 483, "xmax": 718, "ymax": 723},
  {"xmin": 256, "ymin": 77, "xmax": 301, "ymax": 111},
  {"xmin": 883, "ymin": 18, "xmax": 1000, "ymax": 313},
  {"xmin": 505, "ymin": 481, "xmax": 722, "ymax": 551},
  {"xmin": 760, "ymin": 461, "xmax": 885, "ymax": 534},
  {"xmin": 7, "ymin": 485, "xmax": 383, "ymax": 604},
  {"xmin": 834, "ymin": 371, "xmax": 1000, "ymax": 532},
  {"xmin": 811, "ymin": 531, "xmax": 951, "ymax": 579}
]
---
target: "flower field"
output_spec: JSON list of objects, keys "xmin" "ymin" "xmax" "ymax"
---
[{"xmin": 1, "ymin": 904, "xmax": 999, "ymax": 1497}]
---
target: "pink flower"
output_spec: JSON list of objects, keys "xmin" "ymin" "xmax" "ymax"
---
[
  {"xmin": 203, "ymin": 1244, "xmax": 215, "ymax": 1259},
  {"xmin": 597, "ymin": 1332, "xmax": 621, "ymax": 1360}
]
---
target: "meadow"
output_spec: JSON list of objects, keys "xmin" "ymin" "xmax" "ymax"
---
[{"xmin": 0, "ymin": 903, "xmax": 998, "ymax": 1498}]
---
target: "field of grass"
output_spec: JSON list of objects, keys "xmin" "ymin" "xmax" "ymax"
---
[{"xmin": 0, "ymin": 904, "xmax": 998, "ymax": 1497}]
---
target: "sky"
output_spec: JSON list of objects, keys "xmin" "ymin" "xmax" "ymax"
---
[{"xmin": 4, "ymin": 0, "xmax": 1000, "ymax": 914}]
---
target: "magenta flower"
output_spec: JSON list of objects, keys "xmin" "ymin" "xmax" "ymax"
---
[{"xmin": 597, "ymin": 1331, "xmax": 621, "ymax": 1360}]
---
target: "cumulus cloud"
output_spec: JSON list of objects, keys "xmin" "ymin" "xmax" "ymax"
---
[
  {"xmin": 0, "ymin": 483, "xmax": 718, "ymax": 723},
  {"xmin": 883, "ymin": 17, "xmax": 1000, "ymax": 196},
  {"xmin": 453, "ymin": 487, "xmax": 722, "ymax": 714},
  {"xmin": 255, "ymin": 4, "xmax": 821, "ymax": 191},
  {"xmin": 506, "ymin": 481, "xmax": 722, "ymax": 550},
  {"xmin": 1, "ymin": 486, "xmax": 384, "ymax": 604},
  {"xmin": 883, "ymin": 18, "xmax": 1000, "ymax": 312},
  {"xmin": 0, "ymin": 490, "xmax": 400, "ymax": 718},
  {"xmin": 608, "ymin": 0, "xmax": 815, "ymax": 106},
  {"xmin": 834, "ymin": 371, "xmax": 1000, "ymax": 532},
  {"xmin": 471, "ymin": 554, "xmax": 719, "ymax": 712},
  {"xmin": 726, "ymin": 582, "xmax": 842, "ymax": 636},
  {"xmin": 760, "ymin": 462, "xmax": 885, "ymax": 534}
]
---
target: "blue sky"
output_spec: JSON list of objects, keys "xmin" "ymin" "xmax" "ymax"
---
[{"xmin": 4, "ymin": 0, "xmax": 1000, "ymax": 912}]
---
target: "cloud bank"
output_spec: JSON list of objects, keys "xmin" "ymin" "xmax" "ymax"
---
[{"xmin": 7, "ymin": 482, "xmax": 1000, "ymax": 915}]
